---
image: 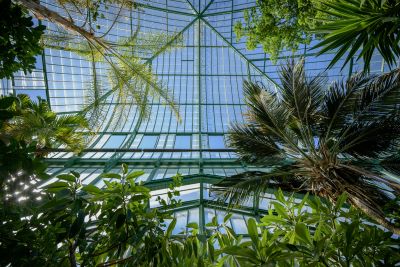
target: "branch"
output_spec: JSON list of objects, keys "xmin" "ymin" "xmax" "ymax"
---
[{"xmin": 16, "ymin": 0, "xmax": 110, "ymax": 50}]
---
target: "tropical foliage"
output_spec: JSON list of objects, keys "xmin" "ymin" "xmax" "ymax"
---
[
  {"xmin": 16, "ymin": 0, "xmax": 182, "ymax": 124},
  {"xmin": 1, "ymin": 94, "xmax": 88, "ymax": 153},
  {"xmin": 212, "ymin": 190, "xmax": 400, "ymax": 266},
  {"xmin": 0, "ymin": 0, "xmax": 45, "ymax": 79},
  {"xmin": 233, "ymin": 0, "xmax": 328, "ymax": 62},
  {"xmin": 0, "ymin": 94, "xmax": 87, "ymax": 203},
  {"xmin": 2, "ymin": 170, "xmax": 398, "ymax": 267},
  {"xmin": 0, "ymin": 164, "xmax": 182, "ymax": 267},
  {"xmin": 42, "ymin": 27, "xmax": 183, "ymax": 129},
  {"xmin": 215, "ymin": 61, "xmax": 400, "ymax": 234},
  {"xmin": 313, "ymin": 0, "xmax": 400, "ymax": 72}
]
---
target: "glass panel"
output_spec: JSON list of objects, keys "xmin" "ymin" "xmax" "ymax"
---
[
  {"xmin": 139, "ymin": 135, "xmax": 158, "ymax": 149},
  {"xmin": 174, "ymin": 135, "xmax": 191, "ymax": 149},
  {"xmin": 209, "ymin": 135, "xmax": 226, "ymax": 149},
  {"xmin": 102, "ymin": 135, "xmax": 126, "ymax": 148}
]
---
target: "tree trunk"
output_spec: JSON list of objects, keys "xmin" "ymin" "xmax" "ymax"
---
[
  {"xmin": 349, "ymin": 196, "xmax": 400, "ymax": 235},
  {"xmin": 16, "ymin": 0, "xmax": 109, "ymax": 50},
  {"xmin": 69, "ymin": 241, "xmax": 77, "ymax": 267}
]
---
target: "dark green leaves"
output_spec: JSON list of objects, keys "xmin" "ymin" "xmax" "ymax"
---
[
  {"xmin": 57, "ymin": 174, "xmax": 76, "ymax": 182},
  {"xmin": 0, "ymin": 0, "xmax": 45, "ymax": 79},
  {"xmin": 81, "ymin": 184, "xmax": 101, "ymax": 194},
  {"xmin": 313, "ymin": 0, "xmax": 400, "ymax": 72}
]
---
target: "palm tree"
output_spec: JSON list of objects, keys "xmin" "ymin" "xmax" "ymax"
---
[
  {"xmin": 2, "ymin": 94, "xmax": 88, "ymax": 154},
  {"xmin": 215, "ymin": 61, "xmax": 400, "ymax": 234},
  {"xmin": 313, "ymin": 0, "xmax": 400, "ymax": 72}
]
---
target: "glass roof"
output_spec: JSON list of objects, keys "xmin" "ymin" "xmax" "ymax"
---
[{"xmin": 0, "ymin": 0, "xmax": 388, "ymax": 227}]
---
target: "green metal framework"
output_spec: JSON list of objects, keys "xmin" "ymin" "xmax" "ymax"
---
[{"xmin": 0, "ymin": 0, "xmax": 390, "ymax": 233}]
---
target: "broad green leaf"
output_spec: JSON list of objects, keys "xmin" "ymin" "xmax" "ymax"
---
[
  {"xmin": 187, "ymin": 222, "xmax": 199, "ymax": 229},
  {"xmin": 335, "ymin": 193, "xmax": 347, "ymax": 211},
  {"xmin": 222, "ymin": 246, "xmax": 258, "ymax": 261},
  {"xmin": 166, "ymin": 218, "xmax": 176, "ymax": 237},
  {"xmin": 272, "ymin": 202, "xmax": 289, "ymax": 219},
  {"xmin": 81, "ymin": 184, "xmax": 102, "ymax": 194},
  {"xmin": 44, "ymin": 181, "xmax": 69, "ymax": 189},
  {"xmin": 69, "ymin": 210, "xmax": 85, "ymax": 238},
  {"xmin": 247, "ymin": 218, "xmax": 259, "ymax": 246},
  {"xmin": 197, "ymin": 234, "xmax": 207, "ymax": 243},
  {"xmin": 70, "ymin": 170, "xmax": 80, "ymax": 178},
  {"xmin": 116, "ymin": 213, "xmax": 125, "ymax": 229},
  {"xmin": 223, "ymin": 213, "xmax": 233, "ymax": 223},
  {"xmin": 57, "ymin": 174, "xmax": 76, "ymax": 182},
  {"xmin": 295, "ymin": 223, "xmax": 312, "ymax": 244},
  {"xmin": 101, "ymin": 173, "xmax": 121, "ymax": 179},
  {"xmin": 260, "ymin": 214, "xmax": 286, "ymax": 224},
  {"xmin": 208, "ymin": 239, "xmax": 215, "ymax": 262},
  {"xmin": 126, "ymin": 170, "xmax": 145, "ymax": 180}
]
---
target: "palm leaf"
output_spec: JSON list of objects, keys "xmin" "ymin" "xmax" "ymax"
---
[
  {"xmin": 279, "ymin": 59, "xmax": 325, "ymax": 124},
  {"xmin": 213, "ymin": 170, "xmax": 301, "ymax": 206},
  {"xmin": 313, "ymin": 0, "xmax": 400, "ymax": 72},
  {"xmin": 339, "ymin": 113, "xmax": 400, "ymax": 157},
  {"xmin": 228, "ymin": 124, "xmax": 282, "ymax": 164}
]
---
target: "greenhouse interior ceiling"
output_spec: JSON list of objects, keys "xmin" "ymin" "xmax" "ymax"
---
[
  {"xmin": 1, "ymin": 0, "xmax": 400, "ymax": 265},
  {"xmin": 0, "ymin": 0, "xmax": 394, "ymax": 225}
]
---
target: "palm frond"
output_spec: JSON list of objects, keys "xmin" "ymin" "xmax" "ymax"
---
[
  {"xmin": 353, "ymin": 68, "xmax": 400, "ymax": 120},
  {"xmin": 322, "ymin": 72, "xmax": 371, "ymax": 137},
  {"xmin": 279, "ymin": 59, "xmax": 325, "ymax": 123},
  {"xmin": 228, "ymin": 124, "xmax": 282, "ymax": 164},
  {"xmin": 313, "ymin": 0, "xmax": 400, "ymax": 72},
  {"xmin": 381, "ymin": 155, "xmax": 400, "ymax": 177},
  {"xmin": 213, "ymin": 170, "xmax": 301, "ymax": 206},
  {"xmin": 339, "ymin": 112, "xmax": 400, "ymax": 157},
  {"xmin": 243, "ymin": 81, "xmax": 291, "ymax": 138}
]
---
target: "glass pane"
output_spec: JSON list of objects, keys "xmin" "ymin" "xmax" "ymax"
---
[
  {"xmin": 139, "ymin": 135, "xmax": 158, "ymax": 149},
  {"xmin": 103, "ymin": 135, "xmax": 126, "ymax": 148},
  {"xmin": 174, "ymin": 135, "xmax": 191, "ymax": 149},
  {"xmin": 209, "ymin": 135, "xmax": 226, "ymax": 149}
]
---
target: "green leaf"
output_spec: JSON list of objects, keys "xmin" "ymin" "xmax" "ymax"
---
[
  {"xmin": 122, "ymin": 163, "xmax": 128, "ymax": 174},
  {"xmin": 0, "ymin": 96, "xmax": 16, "ymax": 109},
  {"xmin": 208, "ymin": 239, "xmax": 215, "ymax": 262},
  {"xmin": 260, "ymin": 214, "xmax": 287, "ymax": 224},
  {"xmin": 126, "ymin": 170, "xmax": 145, "ymax": 180},
  {"xmin": 272, "ymin": 202, "xmax": 289, "ymax": 219},
  {"xmin": 116, "ymin": 213, "xmax": 125, "ymax": 229},
  {"xmin": 222, "ymin": 246, "xmax": 258, "ymax": 260},
  {"xmin": 274, "ymin": 188, "xmax": 286, "ymax": 203},
  {"xmin": 187, "ymin": 222, "xmax": 199, "ymax": 229},
  {"xmin": 69, "ymin": 210, "xmax": 85, "ymax": 238},
  {"xmin": 44, "ymin": 181, "xmax": 69, "ymax": 189},
  {"xmin": 247, "ymin": 218, "xmax": 259, "ymax": 246},
  {"xmin": 295, "ymin": 223, "xmax": 312, "ymax": 244},
  {"xmin": 101, "ymin": 173, "xmax": 121, "ymax": 179},
  {"xmin": 223, "ymin": 213, "xmax": 233, "ymax": 223},
  {"xmin": 167, "ymin": 218, "xmax": 176, "ymax": 237},
  {"xmin": 197, "ymin": 234, "xmax": 207, "ymax": 243},
  {"xmin": 70, "ymin": 171, "xmax": 80, "ymax": 178},
  {"xmin": 335, "ymin": 193, "xmax": 347, "ymax": 211},
  {"xmin": 81, "ymin": 184, "xmax": 102, "ymax": 194},
  {"xmin": 57, "ymin": 174, "xmax": 76, "ymax": 182}
]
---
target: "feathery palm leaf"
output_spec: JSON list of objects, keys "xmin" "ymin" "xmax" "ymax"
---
[
  {"xmin": 2, "ymin": 95, "xmax": 88, "ymax": 154},
  {"xmin": 42, "ymin": 27, "xmax": 183, "ymax": 124},
  {"xmin": 313, "ymin": 0, "xmax": 400, "ymax": 72},
  {"xmin": 216, "ymin": 61, "xmax": 400, "ymax": 234}
]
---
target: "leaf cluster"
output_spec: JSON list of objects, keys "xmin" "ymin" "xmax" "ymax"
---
[
  {"xmin": 0, "ymin": 0, "xmax": 45, "ymax": 79},
  {"xmin": 216, "ymin": 60, "xmax": 400, "ymax": 234},
  {"xmin": 234, "ymin": 0, "xmax": 327, "ymax": 62},
  {"xmin": 313, "ymin": 0, "xmax": 400, "ymax": 72}
]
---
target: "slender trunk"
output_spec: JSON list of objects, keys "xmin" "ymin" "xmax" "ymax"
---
[
  {"xmin": 16, "ymin": 0, "xmax": 109, "ymax": 49},
  {"xmin": 69, "ymin": 241, "xmax": 78, "ymax": 267},
  {"xmin": 349, "ymin": 197, "xmax": 400, "ymax": 235}
]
